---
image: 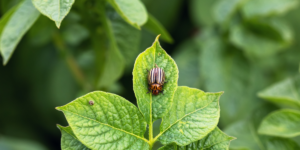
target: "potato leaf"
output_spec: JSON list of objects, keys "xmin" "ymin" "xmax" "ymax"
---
[
  {"xmin": 157, "ymin": 86, "xmax": 222, "ymax": 146},
  {"xmin": 56, "ymin": 91, "xmax": 149, "ymax": 149}
]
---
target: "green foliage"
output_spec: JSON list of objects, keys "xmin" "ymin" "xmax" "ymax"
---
[
  {"xmin": 258, "ymin": 109, "xmax": 300, "ymax": 138},
  {"xmin": 258, "ymin": 75, "xmax": 300, "ymax": 109},
  {"xmin": 32, "ymin": 0, "xmax": 75, "ymax": 28},
  {"xmin": 57, "ymin": 125, "xmax": 89, "ymax": 150},
  {"xmin": 133, "ymin": 35, "xmax": 178, "ymax": 124},
  {"xmin": 158, "ymin": 127, "xmax": 235, "ymax": 150},
  {"xmin": 0, "ymin": 0, "xmax": 39, "ymax": 65},
  {"xmin": 56, "ymin": 36, "xmax": 233, "ymax": 149}
]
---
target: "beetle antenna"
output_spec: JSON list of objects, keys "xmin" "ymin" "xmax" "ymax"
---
[{"xmin": 155, "ymin": 64, "xmax": 158, "ymax": 68}]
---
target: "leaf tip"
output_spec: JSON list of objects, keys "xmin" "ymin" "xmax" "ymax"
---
[
  {"xmin": 55, "ymin": 21, "xmax": 61, "ymax": 29},
  {"xmin": 155, "ymin": 34, "xmax": 161, "ymax": 42}
]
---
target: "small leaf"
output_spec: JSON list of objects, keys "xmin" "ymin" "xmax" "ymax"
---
[
  {"xmin": 108, "ymin": 0, "xmax": 148, "ymax": 29},
  {"xmin": 266, "ymin": 138, "xmax": 300, "ymax": 150},
  {"xmin": 56, "ymin": 91, "xmax": 149, "ymax": 150},
  {"xmin": 258, "ymin": 75, "xmax": 300, "ymax": 109},
  {"xmin": 133, "ymin": 35, "xmax": 178, "ymax": 124},
  {"xmin": 213, "ymin": 0, "xmax": 246, "ymax": 24},
  {"xmin": 258, "ymin": 109, "xmax": 300, "ymax": 138},
  {"xmin": 143, "ymin": 14, "xmax": 173, "ymax": 43},
  {"xmin": 32, "ymin": 0, "xmax": 75, "ymax": 28},
  {"xmin": 0, "ymin": 0, "xmax": 40, "ymax": 65},
  {"xmin": 157, "ymin": 86, "xmax": 222, "ymax": 146},
  {"xmin": 57, "ymin": 125, "xmax": 90, "ymax": 150},
  {"xmin": 158, "ymin": 127, "xmax": 235, "ymax": 150},
  {"xmin": 242, "ymin": 0, "xmax": 299, "ymax": 18}
]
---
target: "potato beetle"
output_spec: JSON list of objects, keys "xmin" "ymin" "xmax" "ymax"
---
[{"xmin": 147, "ymin": 64, "xmax": 166, "ymax": 95}]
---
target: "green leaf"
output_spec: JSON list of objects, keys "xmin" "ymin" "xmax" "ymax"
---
[
  {"xmin": 224, "ymin": 103, "xmax": 276, "ymax": 150},
  {"xmin": 56, "ymin": 91, "xmax": 149, "ymax": 150},
  {"xmin": 173, "ymin": 40, "xmax": 200, "ymax": 88},
  {"xmin": 213, "ymin": 0, "xmax": 246, "ymax": 24},
  {"xmin": 258, "ymin": 109, "xmax": 300, "ymax": 138},
  {"xmin": 0, "ymin": 136, "xmax": 47, "ymax": 150},
  {"xmin": 108, "ymin": 0, "xmax": 148, "ymax": 29},
  {"xmin": 97, "ymin": 13, "xmax": 125, "ymax": 89},
  {"xmin": 32, "ymin": 0, "xmax": 75, "ymax": 28},
  {"xmin": 266, "ymin": 138, "xmax": 300, "ymax": 150},
  {"xmin": 0, "ymin": 0, "xmax": 40, "ymax": 65},
  {"xmin": 198, "ymin": 29, "xmax": 266, "ymax": 126},
  {"xmin": 133, "ymin": 35, "xmax": 178, "ymax": 124},
  {"xmin": 108, "ymin": 9, "xmax": 141, "ymax": 70},
  {"xmin": 57, "ymin": 125, "xmax": 90, "ymax": 150},
  {"xmin": 242, "ymin": 0, "xmax": 299, "ymax": 18},
  {"xmin": 158, "ymin": 127, "xmax": 235, "ymax": 150},
  {"xmin": 229, "ymin": 19, "xmax": 292, "ymax": 57},
  {"xmin": 258, "ymin": 75, "xmax": 300, "ymax": 109},
  {"xmin": 143, "ymin": 14, "xmax": 173, "ymax": 43},
  {"xmin": 189, "ymin": 0, "xmax": 217, "ymax": 26},
  {"xmin": 156, "ymin": 86, "xmax": 222, "ymax": 146}
]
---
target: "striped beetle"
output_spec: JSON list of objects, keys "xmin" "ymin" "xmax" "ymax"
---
[{"xmin": 147, "ymin": 64, "xmax": 166, "ymax": 95}]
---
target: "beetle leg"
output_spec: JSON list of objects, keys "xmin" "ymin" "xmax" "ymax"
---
[
  {"xmin": 161, "ymin": 90, "xmax": 164, "ymax": 95},
  {"xmin": 146, "ymin": 69, "xmax": 149, "ymax": 72},
  {"xmin": 147, "ymin": 87, "xmax": 151, "ymax": 94}
]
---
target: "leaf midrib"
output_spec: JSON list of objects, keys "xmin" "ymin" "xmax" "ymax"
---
[
  {"xmin": 154, "ymin": 94, "xmax": 219, "ymax": 141},
  {"xmin": 61, "ymin": 109, "xmax": 150, "ymax": 144}
]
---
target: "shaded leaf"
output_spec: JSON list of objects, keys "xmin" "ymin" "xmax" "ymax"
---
[
  {"xmin": 0, "ymin": 136, "xmax": 47, "ymax": 150},
  {"xmin": 258, "ymin": 109, "xmax": 300, "ymax": 138},
  {"xmin": 133, "ymin": 35, "xmax": 178, "ymax": 124},
  {"xmin": 189, "ymin": 0, "xmax": 217, "ymax": 26},
  {"xmin": 97, "ymin": 14, "xmax": 125, "ymax": 89},
  {"xmin": 108, "ymin": 0, "xmax": 148, "ymax": 29},
  {"xmin": 258, "ymin": 75, "xmax": 300, "ymax": 109},
  {"xmin": 266, "ymin": 138, "xmax": 300, "ymax": 150},
  {"xmin": 0, "ymin": 0, "xmax": 40, "ymax": 65},
  {"xmin": 57, "ymin": 125, "xmax": 90, "ymax": 150},
  {"xmin": 229, "ymin": 19, "xmax": 292, "ymax": 57},
  {"xmin": 199, "ymin": 29, "xmax": 266, "ymax": 126},
  {"xmin": 108, "ymin": 9, "xmax": 141, "ymax": 70},
  {"xmin": 158, "ymin": 127, "xmax": 235, "ymax": 150},
  {"xmin": 143, "ymin": 14, "xmax": 173, "ymax": 43},
  {"xmin": 213, "ymin": 0, "xmax": 246, "ymax": 24},
  {"xmin": 56, "ymin": 91, "xmax": 149, "ymax": 150},
  {"xmin": 242, "ymin": 0, "xmax": 299, "ymax": 19},
  {"xmin": 224, "ymin": 104, "xmax": 277, "ymax": 150},
  {"xmin": 157, "ymin": 86, "xmax": 222, "ymax": 146},
  {"xmin": 32, "ymin": 0, "xmax": 75, "ymax": 28},
  {"xmin": 173, "ymin": 40, "xmax": 200, "ymax": 88}
]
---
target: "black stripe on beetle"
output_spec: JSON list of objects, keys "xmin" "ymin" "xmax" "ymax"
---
[{"xmin": 147, "ymin": 64, "xmax": 166, "ymax": 95}]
